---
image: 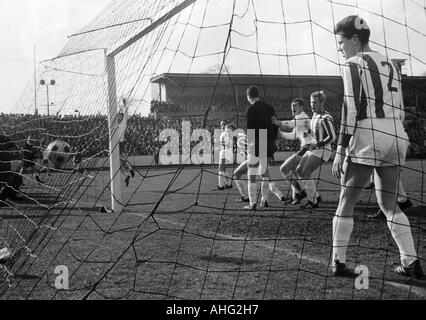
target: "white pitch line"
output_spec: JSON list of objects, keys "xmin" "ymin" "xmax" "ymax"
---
[{"xmin": 125, "ymin": 210, "xmax": 426, "ymax": 298}]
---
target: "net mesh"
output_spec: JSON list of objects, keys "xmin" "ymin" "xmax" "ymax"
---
[{"xmin": 0, "ymin": 0, "xmax": 425, "ymax": 300}]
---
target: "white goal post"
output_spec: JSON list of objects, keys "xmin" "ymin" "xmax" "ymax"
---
[{"xmin": 104, "ymin": 0, "xmax": 197, "ymax": 212}]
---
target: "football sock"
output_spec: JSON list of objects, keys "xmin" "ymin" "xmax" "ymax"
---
[
  {"xmin": 225, "ymin": 173, "xmax": 232, "ymax": 186},
  {"xmin": 397, "ymin": 181, "xmax": 408, "ymax": 203},
  {"xmin": 248, "ymin": 181, "xmax": 257, "ymax": 206},
  {"xmin": 269, "ymin": 182, "xmax": 284, "ymax": 200},
  {"xmin": 387, "ymin": 212, "xmax": 417, "ymax": 267},
  {"xmin": 218, "ymin": 171, "xmax": 226, "ymax": 187},
  {"xmin": 332, "ymin": 216, "xmax": 354, "ymax": 264},
  {"xmin": 302, "ymin": 179, "xmax": 318, "ymax": 203},
  {"xmin": 261, "ymin": 180, "xmax": 269, "ymax": 203}
]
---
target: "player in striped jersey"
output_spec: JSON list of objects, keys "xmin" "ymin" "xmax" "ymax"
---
[
  {"xmin": 273, "ymin": 98, "xmax": 313, "ymax": 204},
  {"xmin": 294, "ymin": 91, "xmax": 337, "ymax": 209},
  {"xmin": 213, "ymin": 120, "xmax": 233, "ymax": 190},
  {"xmin": 331, "ymin": 15, "xmax": 423, "ymax": 278}
]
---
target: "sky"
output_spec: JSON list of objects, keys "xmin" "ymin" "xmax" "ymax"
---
[
  {"xmin": 0, "ymin": 0, "xmax": 111, "ymax": 114},
  {"xmin": 0, "ymin": 0, "xmax": 425, "ymax": 116}
]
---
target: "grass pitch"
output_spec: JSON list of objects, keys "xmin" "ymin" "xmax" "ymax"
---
[{"xmin": 1, "ymin": 160, "xmax": 425, "ymax": 300}]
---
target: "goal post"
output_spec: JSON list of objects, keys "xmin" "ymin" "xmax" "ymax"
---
[
  {"xmin": 104, "ymin": 0, "xmax": 197, "ymax": 213},
  {"xmin": 105, "ymin": 52, "xmax": 123, "ymax": 213}
]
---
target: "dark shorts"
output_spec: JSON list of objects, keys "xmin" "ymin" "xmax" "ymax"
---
[{"xmin": 254, "ymin": 141, "xmax": 277, "ymax": 158}]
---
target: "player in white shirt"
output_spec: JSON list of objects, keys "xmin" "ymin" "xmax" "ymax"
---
[
  {"xmin": 213, "ymin": 120, "xmax": 233, "ymax": 190},
  {"xmin": 331, "ymin": 15, "xmax": 422, "ymax": 278},
  {"xmin": 294, "ymin": 91, "xmax": 336, "ymax": 209},
  {"xmin": 273, "ymin": 98, "xmax": 313, "ymax": 204}
]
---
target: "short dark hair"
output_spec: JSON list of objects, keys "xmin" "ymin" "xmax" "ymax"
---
[
  {"xmin": 246, "ymin": 86, "xmax": 260, "ymax": 99},
  {"xmin": 292, "ymin": 98, "xmax": 305, "ymax": 108},
  {"xmin": 334, "ymin": 15, "xmax": 371, "ymax": 45}
]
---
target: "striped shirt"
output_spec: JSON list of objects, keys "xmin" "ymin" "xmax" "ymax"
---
[
  {"xmin": 339, "ymin": 51, "xmax": 404, "ymax": 147},
  {"xmin": 310, "ymin": 112, "xmax": 336, "ymax": 149}
]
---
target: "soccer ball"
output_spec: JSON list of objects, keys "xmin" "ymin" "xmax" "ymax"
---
[{"xmin": 44, "ymin": 140, "xmax": 72, "ymax": 169}]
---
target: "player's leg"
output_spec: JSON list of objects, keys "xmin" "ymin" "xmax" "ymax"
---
[
  {"xmin": 261, "ymin": 157, "xmax": 285, "ymax": 204},
  {"xmin": 260, "ymin": 166, "xmax": 271, "ymax": 207},
  {"xmin": 245, "ymin": 154, "xmax": 260, "ymax": 210},
  {"xmin": 290, "ymin": 153, "xmax": 310, "ymax": 204},
  {"xmin": 224, "ymin": 164, "xmax": 232, "ymax": 189},
  {"xmin": 374, "ymin": 166, "xmax": 422, "ymax": 278},
  {"xmin": 295, "ymin": 152, "xmax": 323, "ymax": 207},
  {"xmin": 397, "ymin": 179, "xmax": 412, "ymax": 209},
  {"xmin": 280, "ymin": 153, "xmax": 304, "ymax": 201},
  {"xmin": 233, "ymin": 160, "xmax": 248, "ymax": 202},
  {"xmin": 215, "ymin": 156, "xmax": 228, "ymax": 190},
  {"xmin": 332, "ymin": 161, "xmax": 373, "ymax": 275},
  {"xmin": 246, "ymin": 170, "xmax": 258, "ymax": 210},
  {"xmin": 119, "ymin": 142, "xmax": 132, "ymax": 187}
]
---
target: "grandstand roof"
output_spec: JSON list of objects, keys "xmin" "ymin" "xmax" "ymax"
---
[{"xmin": 151, "ymin": 73, "xmax": 343, "ymax": 88}]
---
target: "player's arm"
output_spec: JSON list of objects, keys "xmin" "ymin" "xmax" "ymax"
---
[
  {"xmin": 338, "ymin": 62, "xmax": 360, "ymax": 149},
  {"xmin": 333, "ymin": 62, "xmax": 360, "ymax": 180},
  {"xmin": 396, "ymin": 67, "xmax": 406, "ymax": 122}
]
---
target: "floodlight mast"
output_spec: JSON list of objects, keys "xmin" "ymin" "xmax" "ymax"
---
[{"xmin": 104, "ymin": 0, "xmax": 197, "ymax": 213}]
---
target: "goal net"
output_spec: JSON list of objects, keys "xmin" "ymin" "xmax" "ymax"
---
[{"xmin": 1, "ymin": 0, "xmax": 425, "ymax": 300}]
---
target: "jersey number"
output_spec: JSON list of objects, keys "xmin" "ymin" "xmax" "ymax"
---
[{"xmin": 381, "ymin": 61, "xmax": 398, "ymax": 92}]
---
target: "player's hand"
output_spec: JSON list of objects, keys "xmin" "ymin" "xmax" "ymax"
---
[
  {"xmin": 332, "ymin": 147, "xmax": 345, "ymax": 181},
  {"xmin": 271, "ymin": 117, "xmax": 282, "ymax": 127}
]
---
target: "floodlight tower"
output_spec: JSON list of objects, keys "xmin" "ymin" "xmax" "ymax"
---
[{"xmin": 40, "ymin": 79, "xmax": 56, "ymax": 116}]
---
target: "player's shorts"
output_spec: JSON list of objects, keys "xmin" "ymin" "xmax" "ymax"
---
[
  {"xmin": 309, "ymin": 146, "xmax": 333, "ymax": 162},
  {"xmin": 296, "ymin": 144, "xmax": 312, "ymax": 157},
  {"xmin": 347, "ymin": 118, "xmax": 408, "ymax": 167},
  {"xmin": 219, "ymin": 149, "xmax": 234, "ymax": 165},
  {"xmin": 247, "ymin": 154, "xmax": 272, "ymax": 177}
]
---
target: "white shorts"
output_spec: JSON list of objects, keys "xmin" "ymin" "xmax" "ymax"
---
[
  {"xmin": 247, "ymin": 153, "xmax": 270, "ymax": 177},
  {"xmin": 309, "ymin": 146, "xmax": 333, "ymax": 162},
  {"xmin": 219, "ymin": 149, "xmax": 233, "ymax": 165},
  {"xmin": 348, "ymin": 118, "xmax": 408, "ymax": 167}
]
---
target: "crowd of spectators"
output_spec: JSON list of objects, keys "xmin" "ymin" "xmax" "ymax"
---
[{"xmin": 0, "ymin": 106, "xmax": 425, "ymax": 160}]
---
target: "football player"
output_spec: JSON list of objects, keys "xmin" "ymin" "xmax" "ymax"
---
[
  {"xmin": 294, "ymin": 91, "xmax": 336, "ymax": 209},
  {"xmin": 213, "ymin": 120, "xmax": 233, "ymax": 190},
  {"xmin": 116, "ymin": 97, "xmax": 135, "ymax": 187},
  {"xmin": 273, "ymin": 98, "xmax": 313, "ymax": 204},
  {"xmin": 244, "ymin": 86, "xmax": 285, "ymax": 210},
  {"xmin": 331, "ymin": 15, "xmax": 423, "ymax": 278}
]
